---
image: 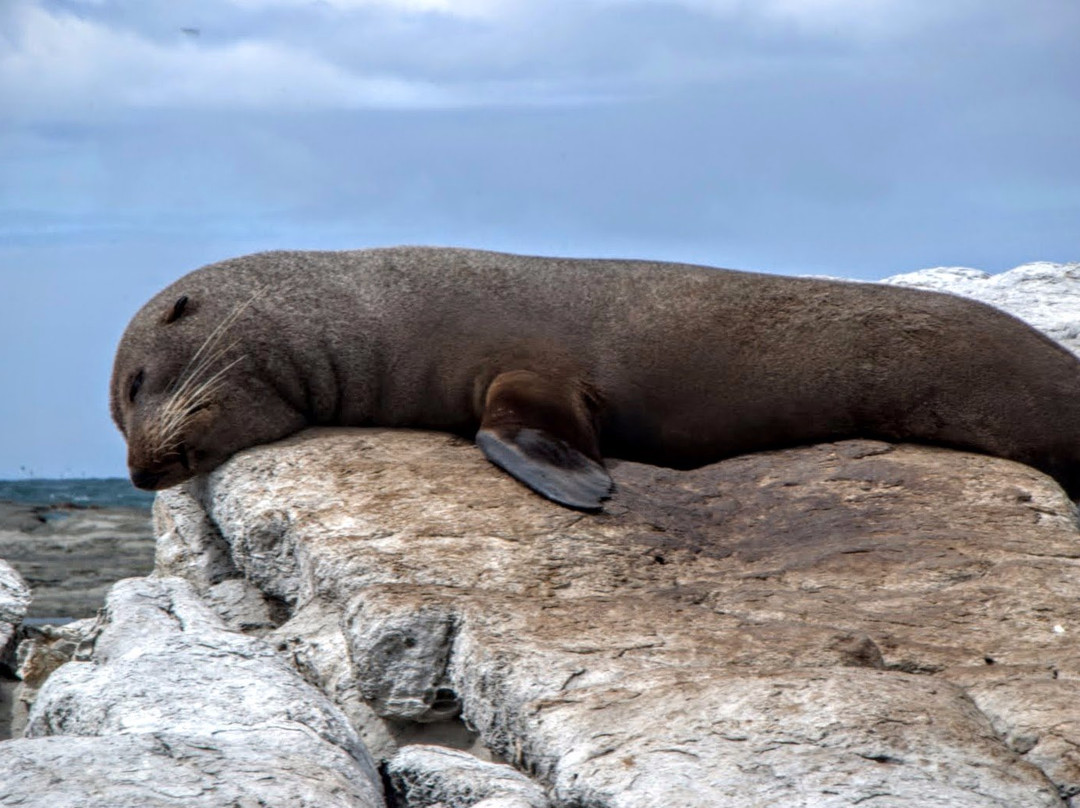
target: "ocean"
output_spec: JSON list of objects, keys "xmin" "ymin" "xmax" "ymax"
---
[{"xmin": 0, "ymin": 478, "xmax": 155, "ymax": 510}]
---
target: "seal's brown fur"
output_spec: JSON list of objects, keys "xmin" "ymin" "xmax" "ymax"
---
[{"xmin": 111, "ymin": 247, "xmax": 1080, "ymax": 508}]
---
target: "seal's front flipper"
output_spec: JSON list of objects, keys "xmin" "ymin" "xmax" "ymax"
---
[
  {"xmin": 476, "ymin": 427, "xmax": 613, "ymax": 511},
  {"xmin": 476, "ymin": 369, "xmax": 613, "ymax": 511}
]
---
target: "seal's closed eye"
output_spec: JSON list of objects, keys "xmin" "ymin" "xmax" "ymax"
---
[{"xmin": 128, "ymin": 370, "xmax": 144, "ymax": 403}]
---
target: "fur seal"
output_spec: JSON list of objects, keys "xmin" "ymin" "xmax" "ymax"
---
[{"xmin": 111, "ymin": 247, "xmax": 1080, "ymax": 509}]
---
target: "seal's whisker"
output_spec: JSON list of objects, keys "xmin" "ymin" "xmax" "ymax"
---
[
  {"xmin": 158, "ymin": 364, "xmax": 237, "ymax": 439},
  {"xmin": 152, "ymin": 356, "xmax": 245, "ymax": 453},
  {"xmin": 183, "ymin": 355, "xmax": 244, "ymax": 404},
  {"xmin": 160, "ymin": 287, "xmax": 267, "ymax": 420},
  {"xmin": 172, "ymin": 287, "xmax": 265, "ymax": 394},
  {"xmin": 158, "ymin": 377, "xmax": 229, "ymax": 440},
  {"xmin": 172, "ymin": 312, "xmax": 237, "ymax": 392},
  {"xmin": 186, "ymin": 288, "xmax": 262, "ymax": 370},
  {"xmin": 168, "ymin": 337, "xmax": 240, "ymax": 405},
  {"xmin": 172, "ymin": 313, "xmax": 247, "ymax": 394}
]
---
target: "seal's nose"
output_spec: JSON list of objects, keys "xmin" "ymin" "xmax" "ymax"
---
[{"xmin": 130, "ymin": 468, "xmax": 164, "ymax": 490}]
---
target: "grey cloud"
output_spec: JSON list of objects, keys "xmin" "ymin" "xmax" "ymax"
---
[
  {"xmin": 2, "ymin": 1, "xmax": 1077, "ymax": 271},
  {"xmin": 14, "ymin": 0, "xmax": 1077, "ymax": 119}
]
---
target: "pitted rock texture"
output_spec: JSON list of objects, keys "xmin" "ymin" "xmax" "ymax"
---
[
  {"xmin": 6, "ymin": 618, "xmax": 97, "ymax": 739},
  {"xmin": 0, "ymin": 576, "xmax": 383, "ymax": 808},
  {"xmin": 154, "ymin": 426, "xmax": 1080, "ymax": 806}
]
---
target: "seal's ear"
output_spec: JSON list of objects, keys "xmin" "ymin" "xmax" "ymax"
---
[
  {"xmin": 163, "ymin": 295, "xmax": 193, "ymax": 325},
  {"xmin": 475, "ymin": 369, "xmax": 613, "ymax": 511}
]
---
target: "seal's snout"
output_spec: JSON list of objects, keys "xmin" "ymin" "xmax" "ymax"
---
[{"xmin": 130, "ymin": 468, "xmax": 165, "ymax": 490}]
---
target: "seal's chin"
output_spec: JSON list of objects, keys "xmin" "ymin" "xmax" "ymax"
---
[
  {"xmin": 128, "ymin": 441, "xmax": 197, "ymax": 490},
  {"xmin": 129, "ymin": 464, "xmax": 195, "ymax": 491}
]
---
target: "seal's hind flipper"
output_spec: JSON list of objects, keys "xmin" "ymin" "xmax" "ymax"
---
[{"xmin": 476, "ymin": 369, "xmax": 613, "ymax": 511}]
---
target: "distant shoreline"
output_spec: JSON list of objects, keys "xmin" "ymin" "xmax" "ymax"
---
[
  {"xmin": 0, "ymin": 478, "xmax": 154, "ymax": 511},
  {"xmin": 0, "ymin": 492, "xmax": 156, "ymax": 620}
]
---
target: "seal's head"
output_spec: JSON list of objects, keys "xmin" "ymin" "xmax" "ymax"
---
[{"xmin": 110, "ymin": 284, "xmax": 304, "ymax": 491}]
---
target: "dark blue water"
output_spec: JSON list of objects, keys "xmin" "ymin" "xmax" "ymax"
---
[{"xmin": 0, "ymin": 478, "xmax": 154, "ymax": 510}]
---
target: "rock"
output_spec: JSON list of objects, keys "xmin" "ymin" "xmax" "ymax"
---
[
  {"xmin": 513, "ymin": 668, "xmax": 1056, "ymax": 807},
  {"xmin": 15, "ymin": 619, "xmax": 97, "ymax": 691},
  {"xmin": 8, "ymin": 617, "xmax": 97, "ymax": 739},
  {"xmin": 154, "ymin": 481, "xmax": 491, "ymax": 764},
  {"xmin": 0, "ymin": 576, "xmax": 383, "ymax": 808},
  {"xmin": 268, "ymin": 596, "xmax": 404, "ymax": 762},
  {"xmin": 0, "ymin": 559, "xmax": 30, "ymax": 670},
  {"xmin": 153, "ymin": 482, "xmax": 284, "ymax": 632},
  {"xmin": 386, "ymin": 744, "xmax": 550, "ymax": 808},
  {"xmin": 0, "ymin": 500, "xmax": 153, "ymax": 619},
  {"xmin": 950, "ymin": 669, "xmax": 1080, "ymax": 803},
  {"xmin": 1, "ymin": 559, "xmax": 31, "ymax": 741},
  {"xmin": 154, "ymin": 425, "xmax": 1080, "ymax": 805},
  {"xmin": 883, "ymin": 261, "xmax": 1080, "ymax": 356}
]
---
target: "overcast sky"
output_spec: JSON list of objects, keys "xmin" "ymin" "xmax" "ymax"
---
[{"xmin": 2, "ymin": 0, "xmax": 1078, "ymax": 479}]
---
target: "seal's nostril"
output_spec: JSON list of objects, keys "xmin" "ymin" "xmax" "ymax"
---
[{"xmin": 131, "ymin": 469, "xmax": 164, "ymax": 490}]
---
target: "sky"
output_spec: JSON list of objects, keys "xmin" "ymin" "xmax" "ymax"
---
[{"xmin": 1, "ymin": 0, "xmax": 1078, "ymax": 479}]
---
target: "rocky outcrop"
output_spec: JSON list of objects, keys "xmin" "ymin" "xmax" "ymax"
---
[
  {"xmin": 3, "ymin": 261, "xmax": 1080, "ymax": 806},
  {"xmin": 0, "ymin": 576, "xmax": 383, "ymax": 807},
  {"xmin": 144, "ymin": 427, "xmax": 1079, "ymax": 806}
]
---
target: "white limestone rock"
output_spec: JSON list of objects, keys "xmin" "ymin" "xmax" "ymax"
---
[
  {"xmin": 9, "ymin": 617, "xmax": 98, "ymax": 739},
  {"xmin": 0, "ymin": 560, "xmax": 30, "ymax": 670},
  {"xmin": 0, "ymin": 560, "xmax": 31, "ymax": 741},
  {"xmin": 386, "ymin": 745, "xmax": 550, "ymax": 808},
  {"xmin": 155, "ymin": 481, "xmax": 492, "ymax": 764},
  {"xmin": 153, "ymin": 481, "xmax": 280, "ymax": 632},
  {"xmin": 499, "ymin": 668, "xmax": 1060, "ymax": 807},
  {"xmin": 0, "ymin": 576, "xmax": 383, "ymax": 808},
  {"xmin": 168, "ymin": 428, "xmax": 1080, "ymax": 806}
]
